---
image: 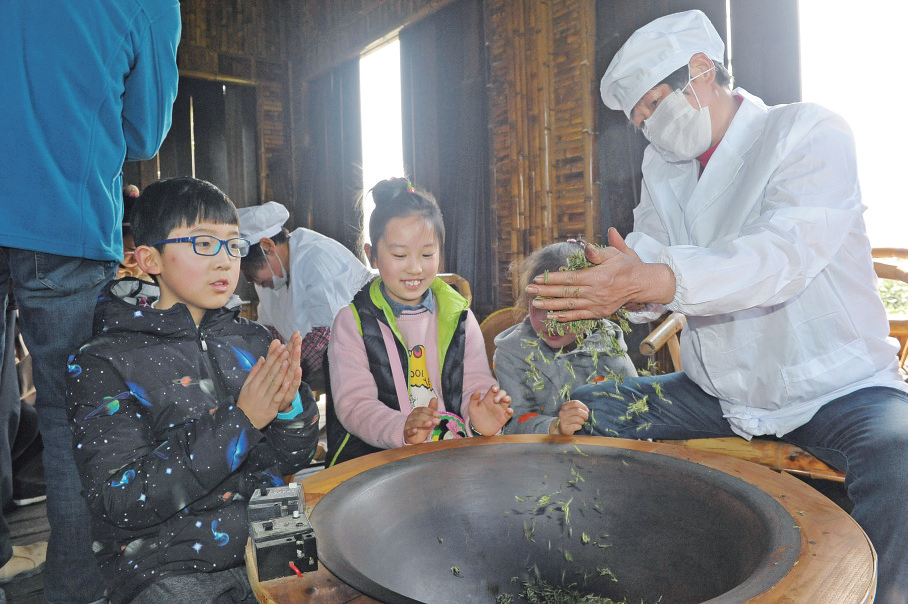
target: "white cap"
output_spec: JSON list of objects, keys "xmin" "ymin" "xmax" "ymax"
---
[
  {"xmin": 237, "ymin": 201, "xmax": 289, "ymax": 242},
  {"xmin": 600, "ymin": 10, "xmax": 725, "ymax": 117}
]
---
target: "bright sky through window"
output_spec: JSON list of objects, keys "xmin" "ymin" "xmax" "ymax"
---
[
  {"xmin": 360, "ymin": 39, "xmax": 405, "ymax": 245},
  {"xmin": 798, "ymin": 1, "xmax": 908, "ymax": 246}
]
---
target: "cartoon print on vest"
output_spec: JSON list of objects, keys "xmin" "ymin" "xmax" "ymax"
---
[{"xmin": 408, "ymin": 344, "xmax": 438, "ymax": 409}]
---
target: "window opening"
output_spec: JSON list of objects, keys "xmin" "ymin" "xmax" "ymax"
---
[
  {"xmin": 798, "ymin": 1, "xmax": 908, "ymax": 246},
  {"xmin": 360, "ymin": 38, "xmax": 405, "ymax": 245}
]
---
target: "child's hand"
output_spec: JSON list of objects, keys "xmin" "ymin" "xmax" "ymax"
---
[
  {"xmin": 404, "ymin": 398, "xmax": 441, "ymax": 445},
  {"xmin": 279, "ymin": 332, "xmax": 304, "ymax": 411},
  {"xmin": 237, "ymin": 333, "xmax": 304, "ymax": 429},
  {"xmin": 550, "ymin": 400, "xmax": 589, "ymax": 436},
  {"xmin": 468, "ymin": 385, "xmax": 513, "ymax": 436}
]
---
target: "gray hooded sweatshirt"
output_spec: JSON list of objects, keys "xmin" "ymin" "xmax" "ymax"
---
[{"xmin": 494, "ymin": 316, "xmax": 638, "ymax": 434}]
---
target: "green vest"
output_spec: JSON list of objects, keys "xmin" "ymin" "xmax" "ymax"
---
[{"xmin": 326, "ymin": 278, "xmax": 469, "ymax": 466}]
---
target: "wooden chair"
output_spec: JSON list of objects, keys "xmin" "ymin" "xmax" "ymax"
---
[
  {"xmin": 478, "ymin": 306, "xmax": 527, "ymax": 376},
  {"xmin": 640, "ymin": 311, "xmax": 686, "ymax": 373},
  {"xmin": 438, "ymin": 273, "xmax": 472, "ymax": 306},
  {"xmin": 872, "ymin": 247, "xmax": 908, "ymax": 367}
]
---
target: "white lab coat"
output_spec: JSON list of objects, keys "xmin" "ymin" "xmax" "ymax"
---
[
  {"xmin": 626, "ymin": 88, "xmax": 908, "ymax": 438},
  {"xmin": 255, "ymin": 228, "xmax": 373, "ymax": 342}
]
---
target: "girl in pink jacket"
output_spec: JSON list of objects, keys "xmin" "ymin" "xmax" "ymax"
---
[{"xmin": 326, "ymin": 178, "xmax": 512, "ymax": 465}]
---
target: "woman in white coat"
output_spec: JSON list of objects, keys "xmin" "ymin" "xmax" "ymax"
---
[
  {"xmin": 238, "ymin": 202, "xmax": 373, "ymax": 386},
  {"xmin": 528, "ymin": 11, "xmax": 908, "ymax": 604}
]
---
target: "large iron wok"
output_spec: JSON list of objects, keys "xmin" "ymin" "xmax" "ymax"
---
[{"xmin": 309, "ymin": 441, "xmax": 804, "ymax": 604}]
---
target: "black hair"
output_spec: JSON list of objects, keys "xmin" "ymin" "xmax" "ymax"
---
[
  {"xmin": 660, "ymin": 60, "xmax": 733, "ymax": 91},
  {"xmin": 513, "ymin": 240, "xmax": 586, "ymax": 310},
  {"xmin": 240, "ymin": 228, "xmax": 290, "ymax": 274},
  {"xmin": 130, "ymin": 177, "xmax": 238, "ymax": 248},
  {"xmin": 366, "ymin": 177, "xmax": 444, "ymax": 262}
]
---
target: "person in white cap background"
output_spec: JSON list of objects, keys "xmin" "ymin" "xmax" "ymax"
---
[
  {"xmin": 238, "ymin": 202, "xmax": 373, "ymax": 390},
  {"xmin": 527, "ymin": 10, "xmax": 908, "ymax": 603}
]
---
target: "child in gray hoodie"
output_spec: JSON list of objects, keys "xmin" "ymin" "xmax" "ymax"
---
[{"xmin": 494, "ymin": 241, "xmax": 638, "ymax": 435}]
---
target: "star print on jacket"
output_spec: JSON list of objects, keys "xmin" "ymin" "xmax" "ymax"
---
[
  {"xmin": 83, "ymin": 382, "xmax": 152, "ymax": 419},
  {"xmin": 65, "ymin": 278, "xmax": 320, "ymax": 604}
]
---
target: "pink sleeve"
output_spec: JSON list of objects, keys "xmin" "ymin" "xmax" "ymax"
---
[
  {"xmin": 459, "ymin": 309, "xmax": 499, "ymax": 427},
  {"xmin": 328, "ymin": 306, "xmax": 409, "ymax": 449}
]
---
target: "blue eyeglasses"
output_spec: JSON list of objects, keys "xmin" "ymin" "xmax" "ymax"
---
[{"xmin": 149, "ymin": 235, "xmax": 251, "ymax": 258}]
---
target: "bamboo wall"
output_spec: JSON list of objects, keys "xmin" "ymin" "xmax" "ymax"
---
[
  {"xmin": 485, "ymin": 0, "xmax": 599, "ymax": 305},
  {"xmin": 177, "ymin": 0, "xmax": 293, "ymax": 204}
]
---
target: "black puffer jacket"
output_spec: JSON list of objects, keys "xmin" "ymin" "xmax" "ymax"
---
[{"xmin": 66, "ymin": 278, "xmax": 319, "ymax": 603}]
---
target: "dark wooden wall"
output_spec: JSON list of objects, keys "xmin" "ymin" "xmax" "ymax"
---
[
  {"xmin": 292, "ymin": 0, "xmax": 459, "ymax": 83},
  {"xmin": 287, "ymin": 0, "xmax": 460, "ymax": 253},
  {"xmin": 133, "ymin": 0, "xmax": 294, "ymax": 215}
]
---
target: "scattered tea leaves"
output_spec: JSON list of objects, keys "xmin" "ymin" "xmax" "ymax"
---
[
  {"xmin": 511, "ymin": 574, "xmax": 631, "ymax": 604},
  {"xmin": 524, "ymin": 519, "xmax": 537, "ymax": 542},
  {"xmin": 597, "ymin": 567, "xmax": 618, "ymax": 582}
]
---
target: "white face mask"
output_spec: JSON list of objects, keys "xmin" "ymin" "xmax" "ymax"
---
[
  {"xmin": 642, "ymin": 66, "xmax": 714, "ymax": 162},
  {"xmin": 267, "ymin": 250, "xmax": 288, "ymax": 290}
]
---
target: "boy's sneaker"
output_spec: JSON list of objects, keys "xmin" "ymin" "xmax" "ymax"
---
[
  {"xmin": 0, "ymin": 542, "xmax": 46, "ymax": 584},
  {"xmin": 11, "ymin": 478, "xmax": 46, "ymax": 508}
]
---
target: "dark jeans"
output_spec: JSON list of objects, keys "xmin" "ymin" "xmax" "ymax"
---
[
  {"xmin": 574, "ymin": 371, "xmax": 908, "ymax": 604},
  {"xmin": 0, "ymin": 248, "xmax": 115, "ymax": 603}
]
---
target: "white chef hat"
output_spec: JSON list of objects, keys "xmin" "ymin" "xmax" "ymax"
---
[
  {"xmin": 237, "ymin": 201, "xmax": 289, "ymax": 242},
  {"xmin": 600, "ymin": 10, "xmax": 725, "ymax": 118}
]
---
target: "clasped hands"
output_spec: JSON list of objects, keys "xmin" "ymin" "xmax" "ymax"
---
[{"xmin": 238, "ymin": 332, "xmax": 303, "ymax": 429}]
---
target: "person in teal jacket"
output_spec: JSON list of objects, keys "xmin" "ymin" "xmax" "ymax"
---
[{"xmin": 0, "ymin": 1, "xmax": 180, "ymax": 602}]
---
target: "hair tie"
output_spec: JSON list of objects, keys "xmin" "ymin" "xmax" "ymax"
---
[{"xmin": 407, "ymin": 181, "xmax": 416, "ymax": 194}]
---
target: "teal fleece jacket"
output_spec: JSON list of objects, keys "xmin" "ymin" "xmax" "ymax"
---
[{"xmin": 0, "ymin": 0, "xmax": 181, "ymax": 261}]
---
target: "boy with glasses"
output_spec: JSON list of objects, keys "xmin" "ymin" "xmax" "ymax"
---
[{"xmin": 65, "ymin": 177, "xmax": 319, "ymax": 603}]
